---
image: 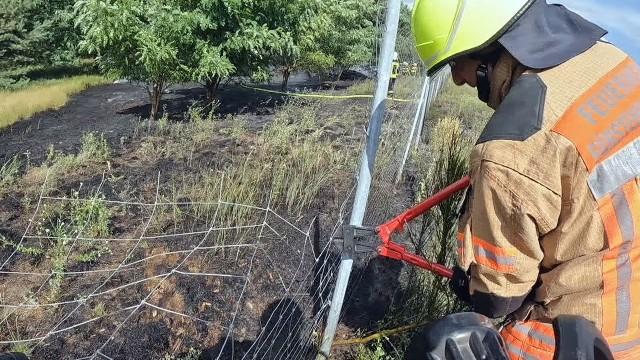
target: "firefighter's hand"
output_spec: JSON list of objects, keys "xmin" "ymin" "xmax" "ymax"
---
[{"xmin": 449, "ymin": 266, "xmax": 471, "ymax": 304}]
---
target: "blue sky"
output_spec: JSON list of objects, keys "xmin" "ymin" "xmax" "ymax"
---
[
  {"xmin": 553, "ymin": 0, "xmax": 640, "ymax": 61},
  {"xmin": 402, "ymin": 0, "xmax": 640, "ymax": 61}
]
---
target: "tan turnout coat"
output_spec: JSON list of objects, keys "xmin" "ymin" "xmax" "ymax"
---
[{"xmin": 457, "ymin": 42, "xmax": 640, "ymax": 358}]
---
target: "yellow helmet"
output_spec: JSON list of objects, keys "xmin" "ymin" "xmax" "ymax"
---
[{"xmin": 412, "ymin": 0, "xmax": 535, "ymax": 74}]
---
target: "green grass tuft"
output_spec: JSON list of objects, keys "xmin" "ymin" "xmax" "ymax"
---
[{"xmin": 0, "ymin": 155, "xmax": 22, "ymax": 195}]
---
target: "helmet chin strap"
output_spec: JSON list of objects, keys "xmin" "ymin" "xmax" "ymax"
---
[{"xmin": 476, "ymin": 63, "xmax": 491, "ymax": 103}]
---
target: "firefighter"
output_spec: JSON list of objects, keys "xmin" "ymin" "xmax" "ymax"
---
[
  {"xmin": 410, "ymin": 62, "xmax": 418, "ymax": 77},
  {"xmin": 412, "ymin": 0, "xmax": 640, "ymax": 359},
  {"xmin": 389, "ymin": 52, "xmax": 400, "ymax": 95},
  {"xmin": 399, "ymin": 61, "xmax": 407, "ymax": 76}
]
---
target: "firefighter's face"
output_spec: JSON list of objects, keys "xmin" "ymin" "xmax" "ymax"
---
[{"xmin": 450, "ymin": 56, "xmax": 482, "ymax": 87}]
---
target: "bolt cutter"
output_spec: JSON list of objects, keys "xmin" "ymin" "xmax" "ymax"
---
[{"xmin": 336, "ymin": 176, "xmax": 471, "ymax": 279}]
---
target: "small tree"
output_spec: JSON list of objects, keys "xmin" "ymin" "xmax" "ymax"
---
[
  {"xmin": 76, "ymin": 0, "xmax": 200, "ymax": 120},
  {"xmin": 313, "ymin": 0, "xmax": 379, "ymax": 80},
  {"xmin": 253, "ymin": 0, "xmax": 322, "ymax": 91},
  {"xmin": 191, "ymin": 42, "xmax": 235, "ymax": 103},
  {"xmin": 225, "ymin": 19, "xmax": 294, "ymax": 89},
  {"xmin": 178, "ymin": 1, "xmax": 293, "ymax": 102}
]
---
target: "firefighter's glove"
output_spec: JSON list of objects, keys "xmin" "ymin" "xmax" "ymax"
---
[{"xmin": 449, "ymin": 266, "xmax": 471, "ymax": 304}]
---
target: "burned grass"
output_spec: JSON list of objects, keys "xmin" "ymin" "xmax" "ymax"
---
[{"xmin": 0, "ymin": 84, "xmax": 376, "ymax": 358}]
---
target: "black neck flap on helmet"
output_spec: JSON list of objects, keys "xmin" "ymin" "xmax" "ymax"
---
[
  {"xmin": 469, "ymin": 0, "xmax": 607, "ymax": 104},
  {"xmin": 497, "ymin": 0, "xmax": 607, "ymax": 70}
]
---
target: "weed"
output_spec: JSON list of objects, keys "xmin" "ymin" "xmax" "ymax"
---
[
  {"xmin": 93, "ymin": 302, "xmax": 107, "ymax": 318},
  {"xmin": 75, "ymin": 244, "xmax": 111, "ymax": 264},
  {"xmin": 79, "ymin": 132, "xmax": 111, "ymax": 162},
  {"xmin": 10, "ymin": 343, "xmax": 32, "ymax": 356},
  {"xmin": 23, "ymin": 141, "xmax": 111, "ymax": 196},
  {"xmin": 229, "ymin": 116, "xmax": 248, "ymax": 142},
  {"xmin": 70, "ymin": 191, "xmax": 111, "ymax": 237},
  {"xmin": 187, "ymin": 102, "xmax": 217, "ymax": 125},
  {"xmin": 157, "ymin": 109, "xmax": 170, "ymax": 136},
  {"xmin": 163, "ymin": 348, "xmax": 202, "ymax": 360},
  {"xmin": 137, "ymin": 140, "xmax": 166, "ymax": 162},
  {"xmin": 0, "ymin": 155, "xmax": 22, "ymax": 194},
  {"xmin": 0, "ymin": 75, "xmax": 109, "ymax": 129},
  {"xmin": 356, "ymin": 339, "xmax": 393, "ymax": 360},
  {"xmin": 345, "ymin": 79, "xmax": 375, "ymax": 96},
  {"xmin": 5, "ymin": 316, "xmax": 32, "ymax": 355},
  {"xmin": 0, "ymin": 233, "xmax": 44, "ymax": 257},
  {"xmin": 46, "ymin": 218, "xmax": 71, "ymax": 299},
  {"xmin": 25, "ymin": 191, "xmax": 113, "ymax": 299}
]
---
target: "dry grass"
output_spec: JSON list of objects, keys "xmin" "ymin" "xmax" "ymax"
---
[
  {"xmin": 0, "ymin": 75, "xmax": 109, "ymax": 129},
  {"xmin": 21, "ymin": 132, "xmax": 112, "ymax": 196},
  {"xmin": 172, "ymin": 99, "xmax": 358, "ymax": 227},
  {"xmin": 125, "ymin": 98, "xmax": 362, "ymax": 249},
  {"xmin": 427, "ymin": 78, "xmax": 493, "ymax": 139}
]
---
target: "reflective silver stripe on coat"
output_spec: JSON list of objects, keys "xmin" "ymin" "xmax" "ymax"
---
[
  {"xmin": 589, "ymin": 139, "xmax": 640, "ymax": 200},
  {"xmin": 473, "ymin": 246, "xmax": 515, "ymax": 266},
  {"xmin": 611, "ymin": 336, "xmax": 640, "ymax": 353},
  {"xmin": 506, "ymin": 342, "xmax": 537, "ymax": 360},
  {"xmin": 612, "ymin": 188, "xmax": 635, "ymax": 335},
  {"xmin": 513, "ymin": 323, "xmax": 556, "ymax": 346}
]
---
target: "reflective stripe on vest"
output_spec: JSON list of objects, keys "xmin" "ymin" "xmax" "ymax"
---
[
  {"xmin": 501, "ymin": 321, "xmax": 555, "ymax": 360},
  {"xmin": 471, "ymin": 235, "xmax": 517, "ymax": 274},
  {"xmin": 552, "ymin": 56, "xmax": 640, "ymax": 354}
]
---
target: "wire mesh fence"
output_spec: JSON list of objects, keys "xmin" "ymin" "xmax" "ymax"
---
[{"xmin": 0, "ymin": 171, "xmax": 354, "ymax": 359}]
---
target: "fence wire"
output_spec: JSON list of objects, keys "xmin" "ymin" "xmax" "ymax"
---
[{"xmin": 0, "ymin": 171, "xmax": 354, "ymax": 360}]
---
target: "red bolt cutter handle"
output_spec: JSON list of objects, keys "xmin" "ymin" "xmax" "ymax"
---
[{"xmin": 376, "ymin": 176, "xmax": 471, "ymax": 279}]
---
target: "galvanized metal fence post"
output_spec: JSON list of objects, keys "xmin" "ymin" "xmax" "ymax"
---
[
  {"xmin": 414, "ymin": 76, "xmax": 431, "ymax": 148},
  {"xmin": 395, "ymin": 75, "xmax": 430, "ymax": 184},
  {"xmin": 316, "ymin": 0, "xmax": 402, "ymax": 358}
]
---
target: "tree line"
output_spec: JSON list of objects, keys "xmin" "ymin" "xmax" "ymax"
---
[{"xmin": 1, "ymin": 0, "xmax": 383, "ymax": 120}]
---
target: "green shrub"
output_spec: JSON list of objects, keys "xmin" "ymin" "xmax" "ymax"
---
[
  {"xmin": 0, "ymin": 155, "xmax": 22, "ymax": 194},
  {"xmin": 80, "ymin": 132, "xmax": 111, "ymax": 162},
  {"xmin": 356, "ymin": 340, "xmax": 393, "ymax": 360}
]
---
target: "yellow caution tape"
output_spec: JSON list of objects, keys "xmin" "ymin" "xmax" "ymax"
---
[{"xmin": 240, "ymin": 84, "xmax": 414, "ymax": 103}]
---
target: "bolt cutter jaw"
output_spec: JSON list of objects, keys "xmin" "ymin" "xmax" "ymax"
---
[{"xmin": 334, "ymin": 224, "xmax": 453, "ymax": 279}]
